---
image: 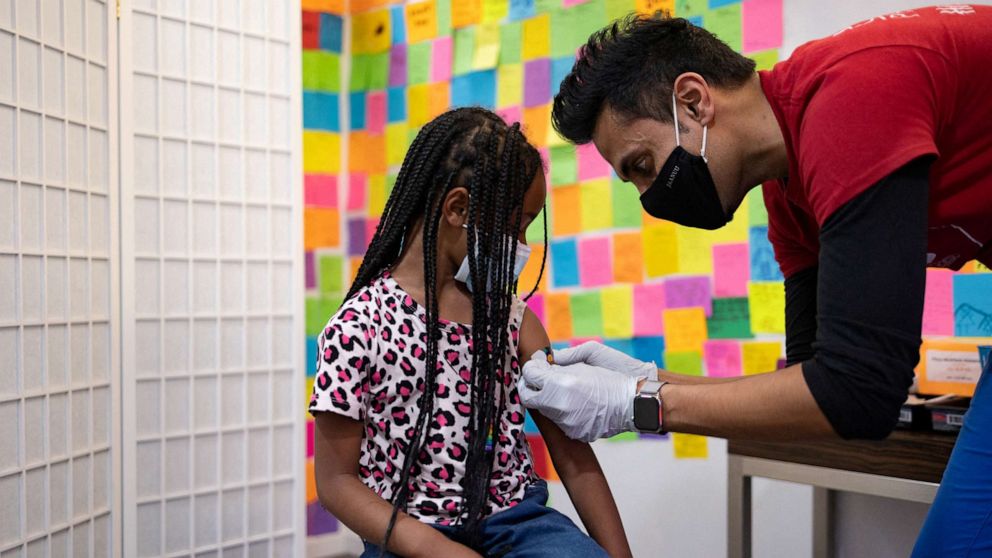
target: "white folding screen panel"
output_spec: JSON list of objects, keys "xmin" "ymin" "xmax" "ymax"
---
[
  {"xmin": 118, "ymin": 0, "xmax": 304, "ymax": 556},
  {"xmin": 0, "ymin": 0, "xmax": 119, "ymax": 557}
]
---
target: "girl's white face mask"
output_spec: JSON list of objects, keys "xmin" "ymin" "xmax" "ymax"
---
[{"xmin": 453, "ymin": 225, "xmax": 531, "ymax": 293}]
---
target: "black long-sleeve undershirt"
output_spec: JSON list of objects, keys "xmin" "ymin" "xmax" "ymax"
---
[{"xmin": 786, "ymin": 158, "xmax": 931, "ymax": 440}]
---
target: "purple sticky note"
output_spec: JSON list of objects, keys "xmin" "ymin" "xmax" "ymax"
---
[
  {"xmin": 664, "ymin": 276, "xmax": 713, "ymax": 316},
  {"xmin": 712, "ymin": 243, "xmax": 749, "ymax": 297},
  {"xmin": 307, "ymin": 500, "xmax": 339, "ymax": 536},
  {"xmin": 578, "ymin": 236, "xmax": 612, "ymax": 287},
  {"xmin": 389, "ymin": 43, "xmax": 408, "ymax": 87},
  {"xmin": 346, "ymin": 173, "xmax": 367, "ymax": 211},
  {"xmin": 524, "ymin": 58, "xmax": 551, "ymax": 108},
  {"xmin": 576, "ymin": 142, "xmax": 610, "ymax": 180},
  {"xmin": 704, "ymin": 340, "xmax": 742, "ymax": 378},
  {"xmin": 305, "ymin": 251, "xmax": 316, "ymax": 290},
  {"xmin": 347, "ymin": 218, "xmax": 367, "ymax": 256},
  {"xmin": 366, "ymin": 91, "xmax": 386, "ymax": 135},
  {"xmin": 743, "ymin": 0, "xmax": 783, "ymax": 53},
  {"xmin": 633, "ymin": 283, "xmax": 666, "ymax": 336},
  {"xmin": 432, "ymin": 36, "xmax": 452, "ymax": 83}
]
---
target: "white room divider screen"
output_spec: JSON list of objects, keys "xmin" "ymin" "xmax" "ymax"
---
[{"xmin": 2, "ymin": 1, "xmax": 304, "ymax": 556}]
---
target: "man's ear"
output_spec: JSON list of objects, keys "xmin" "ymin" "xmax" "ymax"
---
[
  {"xmin": 673, "ymin": 72, "xmax": 714, "ymax": 128},
  {"xmin": 441, "ymin": 187, "xmax": 470, "ymax": 228}
]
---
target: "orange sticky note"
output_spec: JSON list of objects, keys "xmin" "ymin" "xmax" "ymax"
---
[
  {"xmin": 304, "ymin": 208, "xmax": 340, "ymax": 250},
  {"xmin": 662, "ymin": 307, "xmax": 707, "ymax": 351},
  {"xmin": 613, "ymin": 232, "xmax": 644, "ymax": 283},
  {"xmin": 551, "ymin": 186, "xmax": 582, "ymax": 237},
  {"xmin": 742, "ymin": 340, "xmax": 782, "ymax": 375},
  {"xmin": 544, "ymin": 292, "xmax": 573, "ymax": 342},
  {"xmin": 301, "ymin": 0, "xmax": 345, "ymax": 14},
  {"xmin": 452, "ymin": 0, "xmax": 482, "ymax": 28},
  {"xmin": 642, "ymin": 220, "xmax": 679, "ymax": 278},
  {"xmin": 522, "ymin": 104, "xmax": 550, "ymax": 148},
  {"xmin": 427, "ymin": 81, "xmax": 450, "ymax": 121},
  {"xmin": 349, "ymin": 132, "xmax": 387, "ymax": 174},
  {"xmin": 349, "ymin": 256, "xmax": 364, "ymax": 285},
  {"xmin": 637, "ymin": 0, "xmax": 674, "ymax": 16},
  {"xmin": 306, "ymin": 458, "xmax": 318, "ymax": 501},
  {"xmin": 518, "ymin": 243, "xmax": 548, "ymax": 294},
  {"xmin": 405, "ymin": 0, "xmax": 438, "ymax": 43},
  {"xmin": 673, "ymin": 433, "xmax": 708, "ymax": 458}
]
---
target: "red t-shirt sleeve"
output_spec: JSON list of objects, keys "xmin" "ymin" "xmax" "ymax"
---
[{"xmin": 797, "ymin": 47, "xmax": 945, "ymax": 225}]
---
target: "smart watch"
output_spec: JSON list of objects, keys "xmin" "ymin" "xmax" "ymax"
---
[{"xmin": 633, "ymin": 380, "xmax": 668, "ymax": 434}]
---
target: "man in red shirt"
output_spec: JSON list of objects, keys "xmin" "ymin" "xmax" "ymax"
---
[{"xmin": 519, "ymin": 6, "xmax": 992, "ymax": 555}]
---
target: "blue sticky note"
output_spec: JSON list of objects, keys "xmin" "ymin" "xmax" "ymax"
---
[
  {"xmin": 349, "ymin": 91, "xmax": 366, "ymax": 130},
  {"xmin": 387, "ymin": 86, "xmax": 406, "ymax": 122},
  {"xmin": 307, "ymin": 335, "xmax": 319, "ymax": 377},
  {"xmin": 302, "ymin": 92, "xmax": 339, "ymax": 131},
  {"xmin": 451, "ymin": 69, "xmax": 496, "ymax": 109},
  {"xmin": 550, "ymin": 238, "xmax": 579, "ymax": 288},
  {"xmin": 551, "ymin": 57, "xmax": 573, "ymax": 96},
  {"xmin": 687, "ymin": 15, "xmax": 704, "ymax": 27},
  {"xmin": 604, "ymin": 338, "xmax": 636, "ymax": 357},
  {"xmin": 551, "ymin": 341, "xmax": 571, "ymax": 351},
  {"xmin": 390, "ymin": 5, "xmax": 406, "ymax": 45},
  {"xmin": 953, "ymin": 274, "xmax": 992, "ymax": 337},
  {"xmin": 319, "ymin": 13, "xmax": 343, "ymax": 53},
  {"xmin": 509, "ymin": 0, "xmax": 536, "ymax": 21},
  {"xmin": 632, "ymin": 336, "xmax": 666, "ymax": 368},
  {"xmin": 708, "ymin": 0, "xmax": 741, "ymax": 8},
  {"xmin": 749, "ymin": 225, "xmax": 783, "ymax": 281}
]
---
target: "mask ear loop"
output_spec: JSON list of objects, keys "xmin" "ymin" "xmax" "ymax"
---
[
  {"xmin": 672, "ymin": 92, "xmax": 681, "ymax": 147},
  {"xmin": 701, "ymin": 125, "xmax": 708, "ymax": 163}
]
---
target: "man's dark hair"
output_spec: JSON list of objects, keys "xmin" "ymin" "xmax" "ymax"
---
[{"xmin": 552, "ymin": 14, "xmax": 757, "ymax": 144}]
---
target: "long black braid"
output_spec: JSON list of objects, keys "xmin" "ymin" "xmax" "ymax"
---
[{"xmin": 344, "ymin": 108, "xmax": 546, "ymax": 554}]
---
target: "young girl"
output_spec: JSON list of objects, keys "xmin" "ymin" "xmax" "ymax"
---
[{"xmin": 310, "ymin": 108, "xmax": 631, "ymax": 558}]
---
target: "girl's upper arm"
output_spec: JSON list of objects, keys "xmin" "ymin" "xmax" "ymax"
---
[
  {"xmin": 518, "ymin": 306, "xmax": 551, "ymax": 363},
  {"xmin": 313, "ymin": 411, "xmax": 364, "ymax": 477}
]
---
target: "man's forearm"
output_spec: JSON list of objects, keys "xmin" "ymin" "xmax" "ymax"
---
[
  {"xmin": 657, "ymin": 369, "xmax": 743, "ymax": 385},
  {"xmin": 663, "ymin": 364, "xmax": 838, "ymax": 440}
]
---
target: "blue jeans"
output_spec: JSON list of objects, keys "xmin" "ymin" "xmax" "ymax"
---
[
  {"xmin": 361, "ymin": 481, "xmax": 608, "ymax": 558},
  {"xmin": 913, "ymin": 365, "xmax": 992, "ymax": 556}
]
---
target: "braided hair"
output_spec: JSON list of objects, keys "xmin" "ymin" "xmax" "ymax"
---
[{"xmin": 346, "ymin": 107, "xmax": 547, "ymax": 553}]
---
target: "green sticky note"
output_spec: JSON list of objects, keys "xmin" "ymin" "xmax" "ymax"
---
[
  {"xmin": 436, "ymin": 0, "xmax": 452, "ymax": 36},
  {"xmin": 606, "ymin": 0, "xmax": 635, "ymax": 22},
  {"xmin": 306, "ymin": 295, "xmax": 343, "ymax": 336},
  {"xmin": 611, "ymin": 177, "xmax": 642, "ymax": 228},
  {"xmin": 571, "ymin": 0, "xmax": 608, "ymax": 47},
  {"xmin": 551, "ymin": 8, "xmax": 576, "ymax": 59},
  {"xmin": 350, "ymin": 53, "xmax": 371, "ymax": 92},
  {"xmin": 550, "ymin": 145, "xmax": 577, "ymax": 186},
  {"xmin": 704, "ymin": 4, "xmax": 742, "ymax": 53},
  {"xmin": 408, "ymin": 41, "xmax": 432, "ymax": 85},
  {"xmin": 318, "ymin": 255, "xmax": 344, "ymax": 295},
  {"xmin": 676, "ymin": 0, "xmax": 706, "ymax": 17},
  {"xmin": 499, "ymin": 21, "xmax": 522, "ymax": 65},
  {"xmin": 571, "ymin": 291, "xmax": 604, "ymax": 337},
  {"xmin": 303, "ymin": 51, "xmax": 340, "ymax": 92},
  {"xmin": 664, "ymin": 350, "xmax": 703, "ymax": 375},
  {"xmin": 526, "ymin": 205, "xmax": 549, "ymax": 244},
  {"xmin": 453, "ymin": 26, "xmax": 475, "ymax": 76},
  {"xmin": 386, "ymin": 173, "xmax": 398, "ymax": 196},
  {"xmin": 748, "ymin": 49, "xmax": 779, "ymax": 71},
  {"xmin": 707, "ymin": 297, "xmax": 753, "ymax": 339},
  {"xmin": 746, "ymin": 187, "xmax": 767, "ymax": 226},
  {"xmin": 535, "ymin": 0, "xmax": 560, "ymax": 15},
  {"xmin": 367, "ymin": 51, "xmax": 390, "ymax": 90}
]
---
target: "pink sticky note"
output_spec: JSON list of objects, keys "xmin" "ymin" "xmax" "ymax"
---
[
  {"xmin": 497, "ymin": 105, "xmax": 522, "ymax": 126},
  {"xmin": 713, "ymin": 243, "xmax": 749, "ymax": 297},
  {"xmin": 389, "ymin": 43, "xmax": 407, "ymax": 87},
  {"xmin": 526, "ymin": 293, "xmax": 545, "ymax": 324},
  {"xmin": 365, "ymin": 217, "xmax": 380, "ymax": 242},
  {"xmin": 664, "ymin": 276, "xmax": 713, "ymax": 316},
  {"xmin": 538, "ymin": 147, "xmax": 551, "ymax": 188},
  {"xmin": 633, "ymin": 283, "xmax": 666, "ymax": 335},
  {"xmin": 576, "ymin": 142, "xmax": 611, "ymax": 181},
  {"xmin": 578, "ymin": 237, "xmax": 612, "ymax": 287},
  {"xmin": 922, "ymin": 269, "xmax": 954, "ymax": 335},
  {"xmin": 562, "ymin": 0, "xmax": 587, "ymax": 6},
  {"xmin": 304, "ymin": 174, "xmax": 337, "ymax": 207},
  {"xmin": 346, "ymin": 173, "xmax": 367, "ymax": 211},
  {"xmin": 431, "ymin": 36, "xmax": 452, "ymax": 83},
  {"xmin": 743, "ymin": 0, "xmax": 783, "ymax": 53},
  {"xmin": 366, "ymin": 91, "xmax": 386, "ymax": 135},
  {"xmin": 571, "ymin": 337, "xmax": 603, "ymax": 347},
  {"xmin": 704, "ymin": 340, "xmax": 743, "ymax": 378}
]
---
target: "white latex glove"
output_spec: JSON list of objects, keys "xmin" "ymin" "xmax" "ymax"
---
[
  {"xmin": 518, "ymin": 350, "xmax": 641, "ymax": 442},
  {"xmin": 553, "ymin": 341, "xmax": 658, "ymax": 381}
]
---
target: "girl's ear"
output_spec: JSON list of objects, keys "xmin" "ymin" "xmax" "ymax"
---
[{"xmin": 441, "ymin": 187, "xmax": 470, "ymax": 228}]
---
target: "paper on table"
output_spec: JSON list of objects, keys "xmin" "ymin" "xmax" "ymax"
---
[
  {"xmin": 571, "ymin": 291, "xmax": 604, "ymax": 338},
  {"xmin": 613, "ymin": 232, "xmax": 644, "ymax": 283},
  {"xmin": 578, "ymin": 236, "xmax": 613, "ymax": 287},
  {"xmin": 633, "ymin": 283, "xmax": 666, "ymax": 336},
  {"xmin": 673, "ymin": 433, "xmax": 708, "ymax": 458},
  {"xmin": 662, "ymin": 307, "xmax": 707, "ymax": 351},
  {"xmin": 704, "ymin": 340, "xmax": 742, "ymax": 377},
  {"xmin": 643, "ymin": 220, "xmax": 679, "ymax": 278},
  {"xmin": 742, "ymin": 0, "xmax": 782, "ymax": 53},
  {"xmin": 472, "ymin": 21, "xmax": 501, "ymax": 70},
  {"xmin": 953, "ymin": 273, "xmax": 992, "ymax": 337},
  {"xmin": 664, "ymin": 276, "xmax": 713, "ymax": 316},
  {"xmin": 922, "ymin": 269, "xmax": 954, "ymax": 336},
  {"xmin": 712, "ymin": 243, "xmax": 749, "ymax": 297},
  {"xmin": 602, "ymin": 285, "xmax": 634, "ymax": 338},
  {"xmin": 747, "ymin": 281, "xmax": 785, "ymax": 334},
  {"xmin": 742, "ymin": 340, "xmax": 781, "ymax": 375},
  {"xmin": 405, "ymin": 0, "xmax": 438, "ymax": 43}
]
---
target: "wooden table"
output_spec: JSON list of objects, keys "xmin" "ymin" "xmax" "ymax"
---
[{"xmin": 727, "ymin": 430, "xmax": 958, "ymax": 558}]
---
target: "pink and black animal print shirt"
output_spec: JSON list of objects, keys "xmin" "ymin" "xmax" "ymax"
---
[{"xmin": 309, "ymin": 272, "xmax": 539, "ymax": 524}]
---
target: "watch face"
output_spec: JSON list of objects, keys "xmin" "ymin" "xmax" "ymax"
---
[{"xmin": 634, "ymin": 397, "xmax": 660, "ymax": 431}]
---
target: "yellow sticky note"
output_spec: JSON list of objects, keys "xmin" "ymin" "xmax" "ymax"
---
[
  {"xmin": 452, "ymin": 0, "xmax": 481, "ymax": 28},
  {"xmin": 742, "ymin": 341, "xmax": 782, "ymax": 375},
  {"xmin": 497, "ymin": 64, "xmax": 523, "ymax": 108},
  {"xmin": 748, "ymin": 281, "xmax": 785, "ymax": 334},
  {"xmin": 482, "ymin": 0, "xmax": 509, "ymax": 23},
  {"xmin": 407, "ymin": 83, "xmax": 430, "ymax": 127},
  {"xmin": 547, "ymin": 116, "xmax": 568, "ymax": 148},
  {"xmin": 613, "ymin": 232, "xmax": 644, "ymax": 283},
  {"xmin": 601, "ymin": 285, "xmax": 634, "ymax": 338},
  {"xmin": 472, "ymin": 22, "xmax": 501, "ymax": 70},
  {"xmin": 643, "ymin": 221, "xmax": 679, "ymax": 278},
  {"xmin": 662, "ymin": 307, "xmax": 707, "ymax": 351},
  {"xmin": 368, "ymin": 174, "xmax": 387, "ymax": 217},
  {"xmin": 405, "ymin": 1, "xmax": 438, "ymax": 44},
  {"xmin": 637, "ymin": 0, "xmax": 674, "ymax": 16},
  {"xmin": 580, "ymin": 179, "xmax": 613, "ymax": 232},
  {"xmin": 352, "ymin": 9, "xmax": 391, "ymax": 54},
  {"xmin": 545, "ymin": 292, "xmax": 573, "ymax": 342},
  {"xmin": 676, "ymin": 225, "xmax": 714, "ymax": 274},
  {"xmin": 386, "ymin": 122, "xmax": 409, "ymax": 167},
  {"xmin": 551, "ymin": 186, "xmax": 582, "ymax": 237},
  {"xmin": 673, "ymin": 433, "xmax": 708, "ymax": 458},
  {"xmin": 522, "ymin": 14, "xmax": 550, "ymax": 60},
  {"xmin": 708, "ymin": 196, "xmax": 749, "ymax": 244},
  {"xmin": 303, "ymin": 131, "xmax": 340, "ymax": 174}
]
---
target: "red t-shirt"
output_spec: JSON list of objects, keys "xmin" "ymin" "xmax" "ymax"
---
[{"xmin": 760, "ymin": 5, "xmax": 992, "ymax": 278}]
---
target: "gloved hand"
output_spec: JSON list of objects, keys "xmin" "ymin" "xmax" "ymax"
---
[
  {"xmin": 517, "ymin": 350, "xmax": 642, "ymax": 442},
  {"xmin": 554, "ymin": 342, "xmax": 658, "ymax": 381}
]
